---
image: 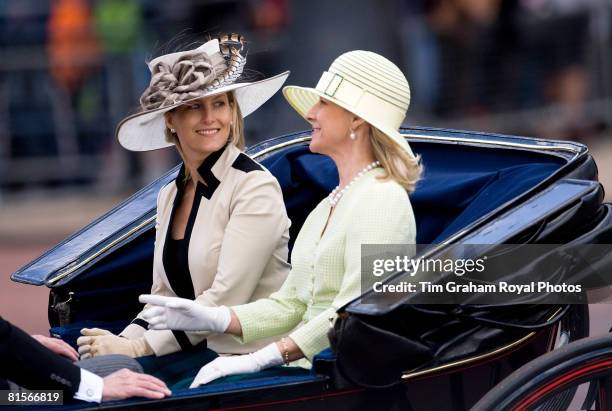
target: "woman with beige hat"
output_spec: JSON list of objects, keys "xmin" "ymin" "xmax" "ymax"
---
[
  {"xmin": 76, "ymin": 35, "xmax": 292, "ymax": 373},
  {"xmin": 140, "ymin": 49, "xmax": 421, "ymax": 387}
]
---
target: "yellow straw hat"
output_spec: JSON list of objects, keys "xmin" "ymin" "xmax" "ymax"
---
[{"xmin": 282, "ymin": 50, "xmax": 414, "ymax": 157}]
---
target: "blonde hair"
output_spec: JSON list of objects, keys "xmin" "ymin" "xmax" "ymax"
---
[
  {"xmin": 226, "ymin": 92, "xmax": 245, "ymax": 150},
  {"xmin": 164, "ymin": 91, "xmax": 245, "ymax": 181},
  {"xmin": 369, "ymin": 126, "xmax": 422, "ymax": 193}
]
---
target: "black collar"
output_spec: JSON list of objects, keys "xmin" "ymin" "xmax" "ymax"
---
[
  {"xmin": 197, "ymin": 143, "xmax": 228, "ymax": 177},
  {"xmin": 174, "ymin": 143, "xmax": 228, "ymax": 193}
]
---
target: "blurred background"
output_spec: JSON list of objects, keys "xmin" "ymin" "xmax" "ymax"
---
[{"xmin": 1, "ymin": 0, "xmax": 611, "ymax": 335}]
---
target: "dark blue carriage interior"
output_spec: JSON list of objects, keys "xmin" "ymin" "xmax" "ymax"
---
[
  {"xmin": 46, "ymin": 138, "xmax": 570, "ymax": 403},
  {"xmin": 263, "ymin": 142, "xmax": 565, "ymax": 247}
]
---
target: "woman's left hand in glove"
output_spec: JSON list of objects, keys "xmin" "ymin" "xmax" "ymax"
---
[
  {"xmin": 77, "ymin": 328, "xmax": 154, "ymax": 359},
  {"xmin": 139, "ymin": 294, "xmax": 231, "ymax": 333},
  {"xmin": 190, "ymin": 343, "xmax": 283, "ymax": 388}
]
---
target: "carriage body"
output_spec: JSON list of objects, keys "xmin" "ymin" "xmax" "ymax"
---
[{"xmin": 11, "ymin": 127, "xmax": 610, "ymax": 410}]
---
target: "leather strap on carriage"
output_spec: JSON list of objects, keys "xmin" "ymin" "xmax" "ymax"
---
[{"xmin": 409, "ymin": 304, "xmax": 570, "ymax": 331}]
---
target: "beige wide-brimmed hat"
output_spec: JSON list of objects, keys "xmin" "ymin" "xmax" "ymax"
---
[
  {"xmin": 117, "ymin": 35, "xmax": 289, "ymax": 151},
  {"xmin": 282, "ymin": 50, "xmax": 414, "ymax": 157}
]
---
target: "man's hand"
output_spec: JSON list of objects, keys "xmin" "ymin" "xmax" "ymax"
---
[
  {"xmin": 31, "ymin": 335, "xmax": 79, "ymax": 362},
  {"xmin": 77, "ymin": 328, "xmax": 153, "ymax": 359},
  {"xmin": 139, "ymin": 294, "xmax": 230, "ymax": 333},
  {"xmin": 102, "ymin": 369, "xmax": 171, "ymax": 401},
  {"xmin": 190, "ymin": 343, "xmax": 283, "ymax": 388}
]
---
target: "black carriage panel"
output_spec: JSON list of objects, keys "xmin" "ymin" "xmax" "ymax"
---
[{"xmin": 48, "ymin": 230, "xmax": 155, "ymax": 347}]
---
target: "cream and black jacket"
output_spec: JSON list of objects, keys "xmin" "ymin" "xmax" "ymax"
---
[{"xmin": 121, "ymin": 143, "xmax": 291, "ymax": 355}]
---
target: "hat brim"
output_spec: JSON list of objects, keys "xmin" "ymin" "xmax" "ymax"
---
[
  {"xmin": 282, "ymin": 85, "xmax": 415, "ymax": 158},
  {"xmin": 117, "ymin": 71, "xmax": 290, "ymax": 151}
]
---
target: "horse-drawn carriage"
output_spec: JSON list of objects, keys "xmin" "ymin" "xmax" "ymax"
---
[{"xmin": 12, "ymin": 127, "xmax": 612, "ymax": 410}]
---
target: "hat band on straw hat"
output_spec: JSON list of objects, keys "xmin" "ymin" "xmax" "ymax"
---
[
  {"xmin": 283, "ymin": 50, "xmax": 415, "ymax": 158},
  {"xmin": 316, "ymin": 71, "xmax": 405, "ymax": 132}
]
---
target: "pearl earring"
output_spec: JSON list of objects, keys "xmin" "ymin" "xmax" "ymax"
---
[
  {"xmin": 349, "ymin": 129, "xmax": 356, "ymax": 140},
  {"xmin": 170, "ymin": 128, "xmax": 176, "ymax": 133}
]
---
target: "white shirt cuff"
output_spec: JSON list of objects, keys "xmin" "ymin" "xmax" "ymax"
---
[{"xmin": 73, "ymin": 369, "xmax": 104, "ymax": 403}]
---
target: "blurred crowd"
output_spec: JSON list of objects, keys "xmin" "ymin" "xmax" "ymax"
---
[
  {"xmin": 0, "ymin": 0, "xmax": 611, "ymax": 193},
  {"xmin": 402, "ymin": 0, "xmax": 608, "ymax": 134}
]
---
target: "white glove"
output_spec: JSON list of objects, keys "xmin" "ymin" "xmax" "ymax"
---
[
  {"xmin": 77, "ymin": 328, "xmax": 153, "ymax": 359},
  {"xmin": 139, "ymin": 294, "xmax": 231, "ymax": 333},
  {"xmin": 190, "ymin": 343, "xmax": 283, "ymax": 388}
]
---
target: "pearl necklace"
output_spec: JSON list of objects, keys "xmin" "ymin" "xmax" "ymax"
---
[{"xmin": 328, "ymin": 161, "xmax": 381, "ymax": 207}]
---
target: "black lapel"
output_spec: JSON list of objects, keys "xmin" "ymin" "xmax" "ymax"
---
[
  {"xmin": 163, "ymin": 164, "xmax": 195, "ymax": 300},
  {"xmin": 161, "ymin": 145, "xmax": 228, "ymax": 300},
  {"xmin": 195, "ymin": 145, "xmax": 226, "ymax": 199}
]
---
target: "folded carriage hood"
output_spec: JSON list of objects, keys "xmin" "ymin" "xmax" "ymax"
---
[
  {"xmin": 11, "ymin": 127, "xmax": 591, "ymax": 287},
  {"xmin": 347, "ymin": 178, "xmax": 605, "ymax": 316}
]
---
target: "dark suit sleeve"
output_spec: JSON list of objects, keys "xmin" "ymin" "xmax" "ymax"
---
[{"xmin": 0, "ymin": 317, "xmax": 81, "ymax": 394}]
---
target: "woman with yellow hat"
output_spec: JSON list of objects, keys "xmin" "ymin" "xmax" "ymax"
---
[{"xmin": 140, "ymin": 49, "xmax": 421, "ymax": 387}]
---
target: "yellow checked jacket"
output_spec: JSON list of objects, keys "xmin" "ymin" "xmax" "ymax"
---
[
  {"xmin": 232, "ymin": 167, "xmax": 416, "ymax": 368},
  {"xmin": 121, "ymin": 143, "xmax": 291, "ymax": 355}
]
